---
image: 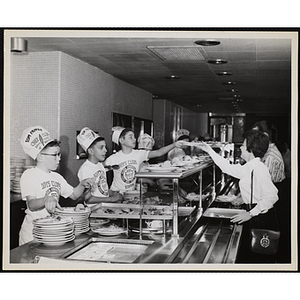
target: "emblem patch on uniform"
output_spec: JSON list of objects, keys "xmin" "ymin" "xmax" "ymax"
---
[
  {"xmin": 97, "ymin": 177, "xmax": 109, "ymax": 196},
  {"xmin": 121, "ymin": 165, "xmax": 136, "ymax": 184},
  {"xmin": 45, "ymin": 187, "xmax": 60, "ymax": 201}
]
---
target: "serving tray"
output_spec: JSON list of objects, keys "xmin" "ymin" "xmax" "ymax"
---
[
  {"xmin": 62, "ymin": 237, "xmax": 154, "ymax": 263},
  {"xmin": 203, "ymin": 207, "xmax": 246, "ymax": 219}
]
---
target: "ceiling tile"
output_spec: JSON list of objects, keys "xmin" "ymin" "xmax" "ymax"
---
[{"xmin": 20, "ymin": 34, "xmax": 293, "ymax": 114}]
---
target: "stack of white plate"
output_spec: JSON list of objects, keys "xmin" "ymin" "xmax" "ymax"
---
[
  {"xmin": 11, "ymin": 176, "xmax": 22, "ymax": 193},
  {"xmin": 32, "ymin": 216, "xmax": 75, "ymax": 246},
  {"xmin": 10, "ymin": 157, "xmax": 26, "ymax": 167},
  {"xmin": 10, "ymin": 166, "xmax": 16, "ymax": 190},
  {"xmin": 10, "ymin": 157, "xmax": 26, "ymax": 193},
  {"xmin": 55, "ymin": 207, "xmax": 91, "ymax": 235}
]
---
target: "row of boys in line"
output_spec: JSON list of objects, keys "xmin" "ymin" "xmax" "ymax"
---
[{"xmin": 18, "ymin": 125, "xmax": 185, "ymax": 244}]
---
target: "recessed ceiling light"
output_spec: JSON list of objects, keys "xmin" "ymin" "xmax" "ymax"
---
[
  {"xmin": 234, "ymin": 94, "xmax": 241, "ymax": 98},
  {"xmin": 227, "ymin": 89, "xmax": 239, "ymax": 92},
  {"xmin": 207, "ymin": 59, "xmax": 227, "ymax": 64},
  {"xmin": 222, "ymin": 81, "xmax": 236, "ymax": 85},
  {"xmin": 216, "ymin": 71, "xmax": 232, "ymax": 76},
  {"xmin": 194, "ymin": 40, "xmax": 220, "ymax": 46},
  {"xmin": 165, "ymin": 75, "xmax": 180, "ymax": 80}
]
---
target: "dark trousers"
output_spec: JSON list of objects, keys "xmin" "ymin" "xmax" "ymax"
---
[{"xmin": 274, "ymin": 178, "xmax": 291, "ymax": 263}]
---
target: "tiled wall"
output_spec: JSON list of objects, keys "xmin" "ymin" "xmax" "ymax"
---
[
  {"xmin": 59, "ymin": 52, "xmax": 152, "ymax": 185},
  {"xmin": 10, "ymin": 51, "xmax": 153, "ymax": 185},
  {"xmin": 10, "ymin": 52, "xmax": 61, "ymax": 166}
]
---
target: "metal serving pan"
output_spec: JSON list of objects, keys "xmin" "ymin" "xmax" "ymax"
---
[
  {"xmin": 61, "ymin": 237, "xmax": 154, "ymax": 264},
  {"xmin": 203, "ymin": 208, "xmax": 246, "ymax": 219}
]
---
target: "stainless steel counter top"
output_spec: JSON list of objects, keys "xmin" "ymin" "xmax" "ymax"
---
[
  {"xmin": 9, "ymin": 206, "xmax": 242, "ymax": 265},
  {"xmin": 9, "ymin": 165, "xmax": 241, "ymax": 266}
]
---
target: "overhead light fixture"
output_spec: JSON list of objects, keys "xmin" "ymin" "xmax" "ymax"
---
[
  {"xmin": 234, "ymin": 94, "xmax": 241, "ymax": 98},
  {"xmin": 11, "ymin": 37, "xmax": 28, "ymax": 53},
  {"xmin": 194, "ymin": 40, "xmax": 220, "ymax": 46},
  {"xmin": 216, "ymin": 71, "xmax": 232, "ymax": 76},
  {"xmin": 227, "ymin": 89, "xmax": 239, "ymax": 92},
  {"xmin": 222, "ymin": 81, "xmax": 236, "ymax": 85},
  {"xmin": 207, "ymin": 59, "xmax": 227, "ymax": 64},
  {"xmin": 165, "ymin": 75, "xmax": 180, "ymax": 80}
]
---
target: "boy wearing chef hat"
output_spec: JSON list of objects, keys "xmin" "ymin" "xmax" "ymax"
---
[
  {"xmin": 77, "ymin": 127, "xmax": 122, "ymax": 205},
  {"xmin": 105, "ymin": 126, "xmax": 184, "ymax": 193},
  {"xmin": 19, "ymin": 125, "xmax": 93, "ymax": 245}
]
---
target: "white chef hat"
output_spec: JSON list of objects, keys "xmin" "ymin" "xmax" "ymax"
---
[
  {"xmin": 138, "ymin": 133, "xmax": 155, "ymax": 150},
  {"xmin": 111, "ymin": 126, "xmax": 126, "ymax": 145},
  {"xmin": 77, "ymin": 127, "xmax": 101, "ymax": 152},
  {"xmin": 20, "ymin": 125, "xmax": 54, "ymax": 159},
  {"xmin": 175, "ymin": 129, "xmax": 190, "ymax": 140}
]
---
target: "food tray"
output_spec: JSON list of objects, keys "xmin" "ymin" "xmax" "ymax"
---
[
  {"xmin": 202, "ymin": 208, "xmax": 246, "ymax": 219},
  {"xmin": 62, "ymin": 237, "xmax": 154, "ymax": 263},
  {"xmin": 90, "ymin": 203, "xmax": 195, "ymax": 220}
]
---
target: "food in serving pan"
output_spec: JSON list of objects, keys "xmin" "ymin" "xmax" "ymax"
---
[
  {"xmin": 93, "ymin": 208, "xmax": 137, "ymax": 215},
  {"xmin": 89, "ymin": 218, "xmax": 110, "ymax": 226},
  {"xmin": 91, "ymin": 224, "xmax": 127, "ymax": 235},
  {"xmin": 144, "ymin": 196, "xmax": 161, "ymax": 205},
  {"xmin": 92, "ymin": 205, "xmax": 172, "ymax": 216},
  {"xmin": 143, "ymin": 206, "xmax": 172, "ymax": 216},
  {"xmin": 121, "ymin": 195, "xmax": 162, "ymax": 205},
  {"xmin": 171, "ymin": 155, "xmax": 204, "ymax": 167},
  {"xmin": 145, "ymin": 155, "xmax": 209, "ymax": 171}
]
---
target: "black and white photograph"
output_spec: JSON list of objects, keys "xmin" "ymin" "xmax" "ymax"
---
[{"xmin": 2, "ymin": 28, "xmax": 298, "ymax": 274}]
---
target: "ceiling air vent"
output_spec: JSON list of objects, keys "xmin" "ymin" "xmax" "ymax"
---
[{"xmin": 146, "ymin": 46, "xmax": 207, "ymax": 61}]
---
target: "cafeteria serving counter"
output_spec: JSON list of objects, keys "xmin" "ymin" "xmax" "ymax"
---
[
  {"xmin": 9, "ymin": 159, "xmax": 243, "ymax": 266},
  {"xmin": 9, "ymin": 203, "xmax": 242, "ymax": 265}
]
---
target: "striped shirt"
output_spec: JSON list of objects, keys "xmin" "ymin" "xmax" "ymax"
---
[{"xmin": 262, "ymin": 143, "xmax": 285, "ymax": 183}]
